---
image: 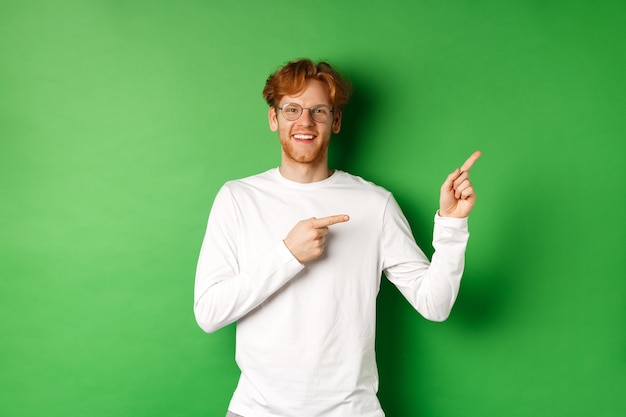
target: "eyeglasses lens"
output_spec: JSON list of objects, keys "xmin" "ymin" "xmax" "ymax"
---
[{"xmin": 281, "ymin": 104, "xmax": 331, "ymax": 123}]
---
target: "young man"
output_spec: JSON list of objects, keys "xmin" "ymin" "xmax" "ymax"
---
[{"xmin": 194, "ymin": 59, "xmax": 481, "ymax": 417}]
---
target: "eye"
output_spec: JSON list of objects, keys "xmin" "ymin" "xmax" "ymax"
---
[
  {"xmin": 312, "ymin": 106, "xmax": 330, "ymax": 116},
  {"xmin": 283, "ymin": 104, "xmax": 301, "ymax": 114}
]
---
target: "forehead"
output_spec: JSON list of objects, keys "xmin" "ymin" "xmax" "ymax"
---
[{"xmin": 279, "ymin": 79, "xmax": 331, "ymax": 106}]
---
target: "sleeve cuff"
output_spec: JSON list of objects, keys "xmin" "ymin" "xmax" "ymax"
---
[
  {"xmin": 434, "ymin": 212, "xmax": 469, "ymax": 229},
  {"xmin": 279, "ymin": 240, "xmax": 304, "ymax": 267}
]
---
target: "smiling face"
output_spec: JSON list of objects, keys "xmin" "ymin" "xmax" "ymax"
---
[{"xmin": 269, "ymin": 79, "xmax": 342, "ymax": 171}]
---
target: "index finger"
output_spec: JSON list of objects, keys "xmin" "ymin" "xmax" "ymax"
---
[
  {"xmin": 312, "ymin": 214, "xmax": 350, "ymax": 228},
  {"xmin": 460, "ymin": 150, "xmax": 482, "ymax": 173}
]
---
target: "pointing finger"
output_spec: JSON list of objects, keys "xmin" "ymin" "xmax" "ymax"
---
[
  {"xmin": 312, "ymin": 215, "xmax": 350, "ymax": 228},
  {"xmin": 460, "ymin": 150, "xmax": 482, "ymax": 173}
]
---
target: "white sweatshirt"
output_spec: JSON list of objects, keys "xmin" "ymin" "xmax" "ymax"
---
[{"xmin": 194, "ymin": 168, "xmax": 469, "ymax": 417}]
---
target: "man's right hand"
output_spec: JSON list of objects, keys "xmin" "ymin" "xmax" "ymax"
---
[{"xmin": 283, "ymin": 215, "xmax": 350, "ymax": 263}]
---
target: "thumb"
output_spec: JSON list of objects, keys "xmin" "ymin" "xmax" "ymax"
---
[{"xmin": 441, "ymin": 168, "xmax": 461, "ymax": 192}]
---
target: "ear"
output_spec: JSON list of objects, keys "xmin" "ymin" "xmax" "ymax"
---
[
  {"xmin": 332, "ymin": 108, "xmax": 343, "ymax": 134},
  {"xmin": 268, "ymin": 106, "xmax": 278, "ymax": 132}
]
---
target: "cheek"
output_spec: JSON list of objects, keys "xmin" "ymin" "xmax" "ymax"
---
[{"xmin": 277, "ymin": 123, "xmax": 294, "ymax": 142}]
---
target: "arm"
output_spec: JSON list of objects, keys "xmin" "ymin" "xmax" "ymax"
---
[
  {"xmin": 382, "ymin": 197, "xmax": 469, "ymax": 321},
  {"xmin": 383, "ymin": 151, "xmax": 480, "ymax": 321},
  {"xmin": 193, "ymin": 186, "xmax": 350, "ymax": 333},
  {"xmin": 193, "ymin": 185, "xmax": 304, "ymax": 333}
]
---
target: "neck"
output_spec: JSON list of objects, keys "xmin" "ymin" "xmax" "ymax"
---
[{"xmin": 278, "ymin": 162, "xmax": 332, "ymax": 183}]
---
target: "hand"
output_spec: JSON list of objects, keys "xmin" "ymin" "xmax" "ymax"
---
[
  {"xmin": 439, "ymin": 150, "xmax": 482, "ymax": 218},
  {"xmin": 283, "ymin": 215, "xmax": 350, "ymax": 263}
]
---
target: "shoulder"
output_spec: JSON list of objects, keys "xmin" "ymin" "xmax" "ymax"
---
[
  {"xmin": 333, "ymin": 171, "xmax": 392, "ymax": 199},
  {"xmin": 222, "ymin": 169, "xmax": 278, "ymax": 193}
]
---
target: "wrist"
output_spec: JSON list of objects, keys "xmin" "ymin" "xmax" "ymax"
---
[{"xmin": 437, "ymin": 209, "xmax": 466, "ymax": 219}]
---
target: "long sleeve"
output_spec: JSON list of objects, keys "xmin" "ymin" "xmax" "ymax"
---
[
  {"xmin": 381, "ymin": 195, "xmax": 469, "ymax": 321},
  {"xmin": 194, "ymin": 185, "xmax": 304, "ymax": 333},
  {"xmin": 196, "ymin": 170, "xmax": 469, "ymax": 416}
]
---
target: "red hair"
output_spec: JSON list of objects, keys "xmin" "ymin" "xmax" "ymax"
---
[{"xmin": 263, "ymin": 59, "xmax": 352, "ymax": 108}]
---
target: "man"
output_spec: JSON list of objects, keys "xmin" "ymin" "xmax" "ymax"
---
[{"xmin": 194, "ymin": 58, "xmax": 481, "ymax": 417}]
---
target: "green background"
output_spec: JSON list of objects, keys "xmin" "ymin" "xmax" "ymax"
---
[{"xmin": 1, "ymin": 0, "xmax": 624, "ymax": 416}]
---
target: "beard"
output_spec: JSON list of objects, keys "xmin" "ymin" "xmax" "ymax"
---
[{"xmin": 279, "ymin": 135, "xmax": 329, "ymax": 166}]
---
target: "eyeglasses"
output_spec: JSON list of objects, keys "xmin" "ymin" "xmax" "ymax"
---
[{"xmin": 276, "ymin": 103, "xmax": 334, "ymax": 123}]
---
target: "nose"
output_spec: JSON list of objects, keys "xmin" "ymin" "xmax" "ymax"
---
[{"xmin": 297, "ymin": 109, "xmax": 315, "ymax": 126}]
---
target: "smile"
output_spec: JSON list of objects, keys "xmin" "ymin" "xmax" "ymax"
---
[{"xmin": 293, "ymin": 134, "xmax": 315, "ymax": 140}]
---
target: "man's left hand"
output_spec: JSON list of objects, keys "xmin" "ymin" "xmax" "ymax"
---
[{"xmin": 439, "ymin": 150, "xmax": 482, "ymax": 218}]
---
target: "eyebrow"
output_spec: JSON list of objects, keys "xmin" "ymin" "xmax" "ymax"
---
[{"xmin": 280, "ymin": 102, "xmax": 332, "ymax": 107}]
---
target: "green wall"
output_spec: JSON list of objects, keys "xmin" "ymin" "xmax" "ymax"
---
[{"xmin": 1, "ymin": 1, "xmax": 624, "ymax": 416}]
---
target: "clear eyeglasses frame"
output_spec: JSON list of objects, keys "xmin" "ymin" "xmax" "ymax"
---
[{"xmin": 275, "ymin": 103, "xmax": 334, "ymax": 123}]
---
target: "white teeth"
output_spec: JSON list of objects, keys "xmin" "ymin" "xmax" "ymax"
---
[{"xmin": 293, "ymin": 134, "xmax": 314, "ymax": 140}]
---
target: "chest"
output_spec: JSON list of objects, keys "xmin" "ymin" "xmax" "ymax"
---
[{"xmin": 232, "ymin": 187, "xmax": 385, "ymax": 267}]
